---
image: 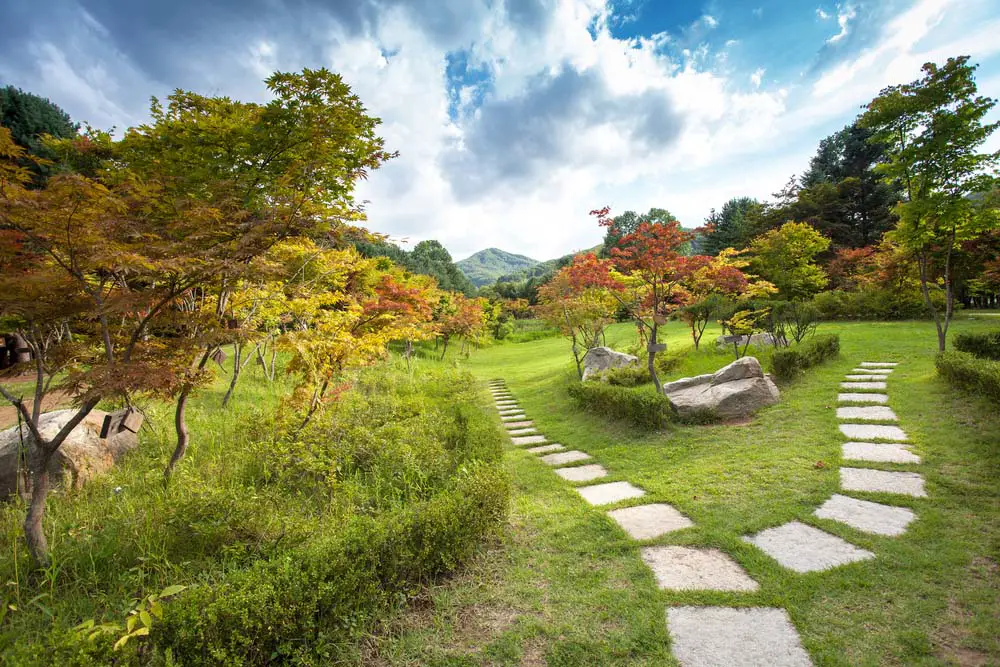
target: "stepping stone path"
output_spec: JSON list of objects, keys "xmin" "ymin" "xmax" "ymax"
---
[
  {"xmin": 486, "ymin": 363, "xmax": 925, "ymax": 664},
  {"xmin": 835, "ymin": 406, "xmax": 897, "ymax": 421},
  {"xmin": 554, "ymin": 463, "xmax": 608, "ymax": 483}
]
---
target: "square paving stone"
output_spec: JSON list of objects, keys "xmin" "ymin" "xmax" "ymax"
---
[
  {"xmin": 540, "ymin": 450, "xmax": 591, "ymax": 466},
  {"xmin": 842, "ymin": 441, "xmax": 920, "ymax": 464},
  {"xmin": 861, "ymin": 362, "xmax": 898, "ymax": 367},
  {"xmin": 507, "ymin": 427, "xmax": 538, "ymax": 436},
  {"xmin": 839, "ymin": 423, "xmax": 908, "ymax": 441},
  {"xmin": 554, "ymin": 464, "xmax": 608, "ymax": 483},
  {"xmin": 526, "ymin": 443, "xmax": 564, "ymax": 454},
  {"xmin": 576, "ymin": 481, "xmax": 645, "ymax": 506},
  {"xmin": 503, "ymin": 420, "xmax": 534, "ymax": 429},
  {"xmin": 815, "ymin": 494, "xmax": 916, "ymax": 536},
  {"xmin": 607, "ymin": 503, "xmax": 694, "ymax": 539},
  {"xmin": 511, "ymin": 435, "xmax": 547, "ymax": 446},
  {"xmin": 743, "ymin": 521, "xmax": 874, "ymax": 572},
  {"xmin": 836, "ymin": 406, "xmax": 898, "ymax": 421},
  {"xmin": 641, "ymin": 546, "xmax": 759, "ymax": 591},
  {"xmin": 851, "ymin": 368, "xmax": 893, "ymax": 374},
  {"xmin": 840, "ymin": 381, "xmax": 887, "ymax": 390},
  {"xmin": 667, "ymin": 606, "xmax": 812, "ymax": 667},
  {"xmin": 838, "ymin": 393, "xmax": 889, "ymax": 404},
  {"xmin": 844, "ymin": 374, "xmax": 889, "ymax": 381},
  {"xmin": 840, "ymin": 467, "xmax": 927, "ymax": 497}
]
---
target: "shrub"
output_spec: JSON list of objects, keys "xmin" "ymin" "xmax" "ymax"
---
[
  {"xmin": 567, "ymin": 382, "xmax": 674, "ymax": 429},
  {"xmin": 598, "ymin": 364, "xmax": 650, "ymax": 386},
  {"xmin": 953, "ymin": 330, "xmax": 1000, "ymax": 360},
  {"xmin": 771, "ymin": 334, "xmax": 841, "ymax": 382},
  {"xmin": 811, "ymin": 288, "xmax": 943, "ymax": 320},
  {"xmin": 936, "ymin": 350, "xmax": 1000, "ymax": 404}
]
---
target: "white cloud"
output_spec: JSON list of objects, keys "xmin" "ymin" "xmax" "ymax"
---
[
  {"xmin": 751, "ymin": 67, "xmax": 765, "ymax": 87},
  {"xmin": 702, "ymin": 15, "xmax": 719, "ymax": 29},
  {"xmin": 827, "ymin": 4, "xmax": 857, "ymax": 43},
  {"xmin": 817, "ymin": 8, "xmax": 831, "ymax": 20}
]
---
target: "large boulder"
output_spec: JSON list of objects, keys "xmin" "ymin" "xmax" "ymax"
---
[
  {"xmin": 663, "ymin": 357, "xmax": 779, "ymax": 419},
  {"xmin": 0, "ymin": 408, "xmax": 141, "ymax": 497},
  {"xmin": 582, "ymin": 346, "xmax": 639, "ymax": 381},
  {"xmin": 716, "ymin": 333, "xmax": 777, "ymax": 349}
]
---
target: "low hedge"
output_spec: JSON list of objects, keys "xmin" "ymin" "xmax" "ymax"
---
[
  {"xmin": 953, "ymin": 330, "xmax": 1000, "ymax": 360},
  {"xmin": 936, "ymin": 350, "xmax": 1000, "ymax": 404},
  {"xmin": 771, "ymin": 334, "xmax": 841, "ymax": 382},
  {"xmin": 567, "ymin": 381, "xmax": 674, "ymax": 429}
]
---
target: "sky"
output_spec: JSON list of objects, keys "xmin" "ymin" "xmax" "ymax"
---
[{"xmin": 2, "ymin": 0, "xmax": 999, "ymax": 261}]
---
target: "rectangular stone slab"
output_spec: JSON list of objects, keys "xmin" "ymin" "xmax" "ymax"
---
[
  {"xmin": 842, "ymin": 441, "xmax": 920, "ymax": 464},
  {"xmin": 526, "ymin": 443, "xmax": 564, "ymax": 454},
  {"xmin": 641, "ymin": 546, "xmax": 759, "ymax": 591},
  {"xmin": 840, "ymin": 382, "xmax": 887, "ymax": 390},
  {"xmin": 554, "ymin": 464, "xmax": 608, "ymax": 483},
  {"xmin": 511, "ymin": 435, "xmax": 547, "ymax": 446},
  {"xmin": 840, "ymin": 467, "xmax": 927, "ymax": 497},
  {"xmin": 860, "ymin": 362, "xmax": 898, "ymax": 367},
  {"xmin": 495, "ymin": 400, "xmax": 518, "ymax": 407},
  {"xmin": 608, "ymin": 503, "xmax": 693, "ymax": 540},
  {"xmin": 839, "ymin": 423, "xmax": 908, "ymax": 441},
  {"xmin": 507, "ymin": 427, "xmax": 538, "ymax": 436},
  {"xmin": 851, "ymin": 368, "xmax": 893, "ymax": 374},
  {"xmin": 500, "ymin": 413, "xmax": 527, "ymax": 421},
  {"xmin": 743, "ymin": 520, "xmax": 874, "ymax": 573},
  {"xmin": 503, "ymin": 420, "xmax": 534, "ymax": 429},
  {"xmin": 844, "ymin": 374, "xmax": 889, "ymax": 381},
  {"xmin": 838, "ymin": 393, "xmax": 889, "ymax": 404},
  {"xmin": 575, "ymin": 481, "xmax": 645, "ymax": 506},
  {"xmin": 836, "ymin": 406, "xmax": 898, "ymax": 421},
  {"xmin": 540, "ymin": 450, "xmax": 591, "ymax": 465},
  {"xmin": 667, "ymin": 607, "xmax": 813, "ymax": 667},
  {"xmin": 815, "ymin": 494, "xmax": 916, "ymax": 536}
]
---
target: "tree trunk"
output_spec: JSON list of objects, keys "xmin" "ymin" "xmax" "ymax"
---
[
  {"xmin": 165, "ymin": 348, "xmax": 213, "ymax": 480},
  {"xmin": 24, "ymin": 458, "xmax": 53, "ymax": 567},
  {"xmin": 916, "ymin": 252, "xmax": 946, "ymax": 352},
  {"xmin": 222, "ymin": 343, "xmax": 242, "ymax": 407},
  {"xmin": 440, "ymin": 337, "xmax": 449, "ymax": 361},
  {"xmin": 647, "ymin": 322, "xmax": 662, "ymax": 394}
]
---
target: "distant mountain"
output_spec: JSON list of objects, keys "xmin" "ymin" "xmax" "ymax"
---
[{"xmin": 457, "ymin": 248, "xmax": 540, "ymax": 287}]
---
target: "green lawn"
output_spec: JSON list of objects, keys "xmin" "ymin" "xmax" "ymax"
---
[{"xmin": 367, "ymin": 316, "xmax": 1000, "ymax": 666}]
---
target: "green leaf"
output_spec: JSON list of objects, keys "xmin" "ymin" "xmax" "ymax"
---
[
  {"xmin": 150, "ymin": 600, "xmax": 164, "ymax": 620},
  {"xmin": 126, "ymin": 615, "xmax": 138, "ymax": 632},
  {"xmin": 159, "ymin": 584, "xmax": 187, "ymax": 598},
  {"xmin": 132, "ymin": 627, "xmax": 150, "ymax": 637},
  {"xmin": 113, "ymin": 635, "xmax": 131, "ymax": 651},
  {"xmin": 139, "ymin": 610, "xmax": 152, "ymax": 628}
]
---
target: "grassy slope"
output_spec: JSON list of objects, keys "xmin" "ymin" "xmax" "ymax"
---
[{"xmin": 368, "ymin": 316, "xmax": 1000, "ymax": 666}]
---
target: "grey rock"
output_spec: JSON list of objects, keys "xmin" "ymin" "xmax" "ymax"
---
[
  {"xmin": 837, "ymin": 393, "xmax": 889, "ymax": 404},
  {"xmin": 743, "ymin": 521, "xmax": 874, "ymax": 573},
  {"xmin": 815, "ymin": 494, "xmax": 915, "ymax": 536},
  {"xmin": 526, "ymin": 444, "xmax": 564, "ymax": 454},
  {"xmin": 575, "ymin": 481, "xmax": 645, "ymax": 505},
  {"xmin": 1, "ymin": 409, "xmax": 140, "ymax": 497},
  {"xmin": 836, "ymin": 406, "xmax": 898, "ymax": 421},
  {"xmin": 840, "ymin": 467, "xmax": 926, "ymax": 497},
  {"xmin": 607, "ymin": 503, "xmax": 694, "ymax": 539},
  {"xmin": 667, "ymin": 607, "xmax": 813, "ymax": 667},
  {"xmin": 540, "ymin": 450, "xmax": 591, "ymax": 466},
  {"xmin": 664, "ymin": 357, "xmax": 780, "ymax": 419},
  {"xmin": 581, "ymin": 346, "xmax": 638, "ymax": 381},
  {"xmin": 641, "ymin": 546, "xmax": 759, "ymax": 591},
  {"xmin": 841, "ymin": 442, "xmax": 920, "ymax": 464},
  {"xmin": 840, "ymin": 381, "xmax": 887, "ymax": 390},
  {"xmin": 839, "ymin": 423, "xmax": 908, "ymax": 441},
  {"xmin": 554, "ymin": 464, "xmax": 607, "ymax": 482},
  {"xmin": 715, "ymin": 333, "xmax": 777, "ymax": 349}
]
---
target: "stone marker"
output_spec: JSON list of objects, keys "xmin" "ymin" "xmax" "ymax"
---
[
  {"xmin": 511, "ymin": 435, "xmax": 547, "ymax": 446},
  {"xmin": 837, "ymin": 393, "xmax": 889, "ymax": 404},
  {"xmin": 539, "ymin": 450, "xmax": 591, "ymax": 466},
  {"xmin": 840, "ymin": 382, "xmax": 887, "ymax": 390},
  {"xmin": 576, "ymin": 481, "xmax": 645, "ymax": 506},
  {"xmin": 641, "ymin": 546, "xmax": 759, "ymax": 591},
  {"xmin": 851, "ymin": 368, "xmax": 893, "ymax": 374},
  {"xmin": 743, "ymin": 521, "xmax": 874, "ymax": 573},
  {"xmin": 666, "ymin": 607, "xmax": 812, "ymax": 667},
  {"xmin": 503, "ymin": 420, "xmax": 534, "ymax": 429},
  {"xmin": 526, "ymin": 444, "xmax": 564, "ymax": 454},
  {"xmin": 844, "ymin": 374, "xmax": 889, "ymax": 381},
  {"xmin": 507, "ymin": 427, "xmax": 538, "ymax": 436},
  {"xmin": 607, "ymin": 503, "xmax": 693, "ymax": 539},
  {"xmin": 554, "ymin": 464, "xmax": 608, "ymax": 482},
  {"xmin": 815, "ymin": 494, "xmax": 916, "ymax": 536},
  {"xmin": 839, "ymin": 423, "xmax": 908, "ymax": 441},
  {"xmin": 836, "ymin": 406, "xmax": 898, "ymax": 421},
  {"xmin": 840, "ymin": 467, "xmax": 927, "ymax": 497},
  {"xmin": 842, "ymin": 441, "xmax": 920, "ymax": 464},
  {"xmin": 860, "ymin": 362, "xmax": 898, "ymax": 367}
]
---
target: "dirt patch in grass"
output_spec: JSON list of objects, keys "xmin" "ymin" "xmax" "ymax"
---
[
  {"xmin": 933, "ymin": 557, "xmax": 999, "ymax": 666},
  {"xmin": 0, "ymin": 387, "xmax": 74, "ymax": 428}
]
